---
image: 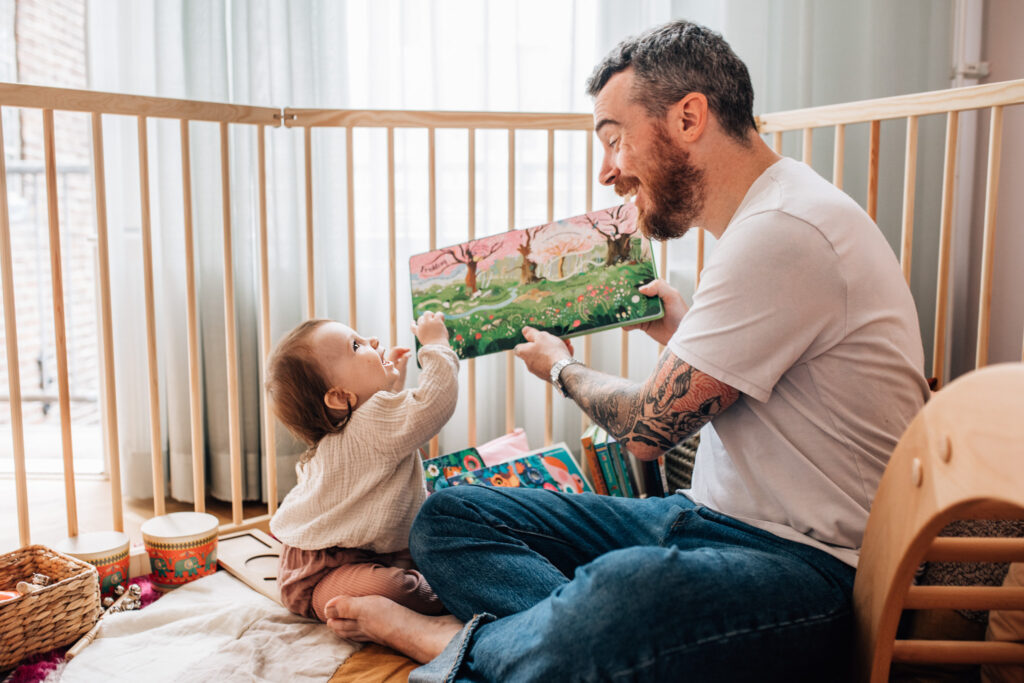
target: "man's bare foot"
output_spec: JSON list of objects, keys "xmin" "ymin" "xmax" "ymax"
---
[{"xmin": 324, "ymin": 595, "xmax": 464, "ymax": 664}]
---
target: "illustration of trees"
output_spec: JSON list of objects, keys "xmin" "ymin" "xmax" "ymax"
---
[
  {"xmin": 421, "ymin": 240, "xmax": 503, "ymax": 295},
  {"xmin": 517, "ymin": 226, "xmax": 542, "ymax": 285},
  {"xmin": 530, "ymin": 222, "xmax": 600, "ymax": 280},
  {"xmin": 586, "ymin": 204, "xmax": 635, "ymax": 266}
]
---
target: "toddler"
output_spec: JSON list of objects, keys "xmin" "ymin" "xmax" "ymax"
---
[{"xmin": 267, "ymin": 311, "xmax": 458, "ymax": 621}]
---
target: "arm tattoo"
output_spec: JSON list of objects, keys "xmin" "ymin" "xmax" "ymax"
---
[{"xmin": 563, "ymin": 351, "xmax": 738, "ymax": 459}]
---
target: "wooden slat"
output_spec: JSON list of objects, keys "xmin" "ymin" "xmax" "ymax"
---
[
  {"xmin": 345, "ymin": 127, "xmax": 357, "ymax": 326},
  {"xmin": 696, "ymin": 229, "xmax": 705, "ymax": 288},
  {"xmin": 286, "ymin": 108, "xmax": 593, "ymax": 131},
  {"xmin": 304, "ymin": 126, "xmax": 315, "ymax": 320},
  {"xmin": 42, "ymin": 109, "xmax": 78, "ymax": 537},
  {"xmin": 137, "ymin": 116, "xmax": 165, "ymax": 516},
  {"xmin": 0, "ymin": 111, "xmax": 31, "ymax": 545},
  {"xmin": 757, "ymin": 78, "xmax": 1024, "ymax": 132},
  {"xmin": 925, "ymin": 537, "xmax": 1024, "ymax": 563},
  {"xmin": 427, "ymin": 127, "xmax": 439, "ymax": 459},
  {"xmin": 0, "ymin": 82, "xmax": 280, "ymax": 125},
  {"xmin": 92, "ymin": 112, "xmax": 124, "ymax": 530},
  {"xmin": 931, "ymin": 111, "xmax": 959, "ymax": 389},
  {"xmin": 217, "ymin": 513, "xmax": 273, "ymax": 536},
  {"xmin": 976, "ymin": 106, "xmax": 1004, "ymax": 369},
  {"xmin": 545, "ymin": 129, "xmax": 554, "ymax": 446},
  {"xmin": 892, "ymin": 640, "xmax": 1024, "ymax": 665},
  {"xmin": 900, "ymin": 116, "xmax": 919, "ymax": 284},
  {"xmin": 772, "ymin": 131, "xmax": 782, "ymax": 154},
  {"xmin": 506, "ymin": 128, "xmax": 516, "ymax": 434},
  {"xmin": 832, "ymin": 124, "xmax": 845, "ymax": 189},
  {"xmin": 867, "ymin": 120, "xmax": 880, "ymax": 221},
  {"xmin": 467, "ymin": 128, "xmax": 476, "ymax": 447},
  {"xmin": 257, "ymin": 125, "xmax": 277, "ymax": 515},
  {"xmin": 621, "ymin": 329, "xmax": 629, "ymax": 377},
  {"xmin": 904, "ymin": 585, "xmax": 1024, "ymax": 611},
  {"xmin": 387, "ymin": 127, "xmax": 397, "ymax": 349},
  {"xmin": 220, "ymin": 122, "xmax": 243, "ymax": 524},
  {"xmin": 180, "ymin": 120, "xmax": 205, "ymax": 512},
  {"xmin": 802, "ymin": 127, "xmax": 813, "ymax": 165}
]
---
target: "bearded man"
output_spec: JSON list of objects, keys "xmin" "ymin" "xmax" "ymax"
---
[{"xmin": 323, "ymin": 20, "xmax": 930, "ymax": 682}]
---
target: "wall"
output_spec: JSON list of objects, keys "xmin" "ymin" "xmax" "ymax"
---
[{"xmin": 958, "ymin": 0, "xmax": 1024, "ymax": 372}]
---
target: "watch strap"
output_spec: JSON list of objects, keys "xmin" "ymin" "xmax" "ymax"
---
[{"xmin": 550, "ymin": 357, "xmax": 583, "ymax": 397}]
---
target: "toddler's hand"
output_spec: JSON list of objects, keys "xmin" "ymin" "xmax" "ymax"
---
[
  {"xmin": 387, "ymin": 346, "xmax": 411, "ymax": 390},
  {"xmin": 411, "ymin": 311, "xmax": 450, "ymax": 347}
]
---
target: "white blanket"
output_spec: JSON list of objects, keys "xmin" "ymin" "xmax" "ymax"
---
[{"xmin": 61, "ymin": 571, "xmax": 356, "ymax": 683}]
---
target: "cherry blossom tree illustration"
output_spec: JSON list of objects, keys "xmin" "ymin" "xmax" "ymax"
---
[
  {"xmin": 419, "ymin": 240, "xmax": 503, "ymax": 295},
  {"xmin": 584, "ymin": 204, "xmax": 636, "ymax": 266},
  {"xmin": 529, "ymin": 222, "xmax": 601, "ymax": 280},
  {"xmin": 517, "ymin": 226, "xmax": 543, "ymax": 285}
]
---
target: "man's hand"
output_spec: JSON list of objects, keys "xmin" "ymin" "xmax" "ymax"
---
[
  {"xmin": 386, "ymin": 346, "xmax": 411, "ymax": 391},
  {"xmin": 513, "ymin": 326, "xmax": 575, "ymax": 382},
  {"xmin": 624, "ymin": 279, "xmax": 689, "ymax": 346}
]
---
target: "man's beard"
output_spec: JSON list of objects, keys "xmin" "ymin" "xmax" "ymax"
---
[{"xmin": 614, "ymin": 127, "xmax": 705, "ymax": 242}]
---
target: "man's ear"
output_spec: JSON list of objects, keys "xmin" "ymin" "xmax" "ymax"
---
[
  {"xmin": 324, "ymin": 387, "xmax": 357, "ymax": 414},
  {"xmin": 668, "ymin": 92, "xmax": 708, "ymax": 143}
]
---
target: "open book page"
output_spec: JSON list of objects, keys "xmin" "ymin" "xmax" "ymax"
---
[{"xmin": 410, "ymin": 203, "xmax": 663, "ymax": 360}]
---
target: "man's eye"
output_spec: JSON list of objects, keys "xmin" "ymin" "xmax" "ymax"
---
[
  {"xmin": 610, "ymin": 138, "xmax": 619, "ymax": 148},
  {"xmin": 352, "ymin": 340, "xmax": 359, "ymax": 351}
]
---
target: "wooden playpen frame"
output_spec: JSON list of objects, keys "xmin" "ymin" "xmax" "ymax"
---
[{"xmin": 2, "ymin": 82, "xmax": 1023, "ymax": 626}]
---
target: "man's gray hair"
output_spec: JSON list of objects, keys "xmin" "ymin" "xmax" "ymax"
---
[{"xmin": 586, "ymin": 20, "xmax": 756, "ymax": 143}]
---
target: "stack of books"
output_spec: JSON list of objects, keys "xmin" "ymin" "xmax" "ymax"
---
[{"xmin": 580, "ymin": 424, "xmax": 669, "ymax": 498}]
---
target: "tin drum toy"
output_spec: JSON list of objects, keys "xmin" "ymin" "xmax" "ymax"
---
[
  {"xmin": 141, "ymin": 512, "xmax": 219, "ymax": 591},
  {"xmin": 55, "ymin": 531, "xmax": 131, "ymax": 598}
]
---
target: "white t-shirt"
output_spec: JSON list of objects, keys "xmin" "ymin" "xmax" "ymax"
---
[{"xmin": 667, "ymin": 157, "xmax": 929, "ymax": 567}]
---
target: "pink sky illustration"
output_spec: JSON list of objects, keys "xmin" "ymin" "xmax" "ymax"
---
[{"xmin": 410, "ymin": 203, "xmax": 637, "ymax": 279}]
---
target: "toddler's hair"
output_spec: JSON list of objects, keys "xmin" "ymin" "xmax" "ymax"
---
[{"xmin": 265, "ymin": 319, "xmax": 349, "ymax": 461}]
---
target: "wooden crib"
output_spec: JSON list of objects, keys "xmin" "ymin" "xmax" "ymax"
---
[{"xmin": 2, "ymin": 78, "xmax": 1024, "ymax": 679}]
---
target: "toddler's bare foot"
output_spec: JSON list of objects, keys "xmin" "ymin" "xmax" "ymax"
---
[{"xmin": 324, "ymin": 594, "xmax": 464, "ymax": 664}]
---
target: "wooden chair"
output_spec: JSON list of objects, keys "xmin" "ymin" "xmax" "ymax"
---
[{"xmin": 854, "ymin": 363, "xmax": 1024, "ymax": 681}]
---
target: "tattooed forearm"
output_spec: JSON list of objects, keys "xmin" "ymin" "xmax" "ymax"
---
[{"xmin": 561, "ymin": 351, "xmax": 738, "ymax": 460}]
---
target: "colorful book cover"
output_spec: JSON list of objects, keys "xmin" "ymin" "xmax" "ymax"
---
[
  {"xmin": 440, "ymin": 443, "xmax": 592, "ymax": 494},
  {"xmin": 579, "ymin": 424, "xmax": 608, "ymax": 496},
  {"xmin": 422, "ymin": 447, "xmax": 486, "ymax": 494},
  {"xmin": 409, "ymin": 203, "xmax": 663, "ymax": 360},
  {"xmin": 607, "ymin": 436, "xmax": 635, "ymax": 498},
  {"xmin": 593, "ymin": 427, "xmax": 623, "ymax": 497}
]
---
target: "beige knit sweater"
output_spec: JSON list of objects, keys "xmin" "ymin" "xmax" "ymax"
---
[{"xmin": 270, "ymin": 344, "xmax": 459, "ymax": 553}]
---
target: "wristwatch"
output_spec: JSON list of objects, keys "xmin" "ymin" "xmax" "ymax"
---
[{"xmin": 549, "ymin": 357, "xmax": 583, "ymax": 397}]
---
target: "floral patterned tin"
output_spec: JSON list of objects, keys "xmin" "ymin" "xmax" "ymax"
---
[
  {"xmin": 140, "ymin": 512, "xmax": 219, "ymax": 591},
  {"xmin": 55, "ymin": 530, "xmax": 131, "ymax": 598}
]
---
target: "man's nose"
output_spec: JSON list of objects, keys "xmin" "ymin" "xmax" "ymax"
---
[
  {"xmin": 598, "ymin": 156, "xmax": 619, "ymax": 186},
  {"xmin": 369, "ymin": 337, "xmax": 379, "ymax": 349}
]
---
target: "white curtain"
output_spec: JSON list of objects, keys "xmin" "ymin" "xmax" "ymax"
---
[{"xmin": 85, "ymin": 0, "xmax": 952, "ymax": 503}]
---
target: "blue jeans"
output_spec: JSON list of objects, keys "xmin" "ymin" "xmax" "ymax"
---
[{"xmin": 408, "ymin": 486, "xmax": 855, "ymax": 682}]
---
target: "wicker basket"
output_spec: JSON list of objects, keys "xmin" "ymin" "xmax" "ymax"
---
[{"xmin": 0, "ymin": 545, "xmax": 102, "ymax": 670}]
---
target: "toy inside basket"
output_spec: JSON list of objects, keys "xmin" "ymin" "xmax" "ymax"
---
[{"xmin": 0, "ymin": 544, "xmax": 102, "ymax": 671}]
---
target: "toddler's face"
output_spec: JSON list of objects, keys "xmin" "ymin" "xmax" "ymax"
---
[{"xmin": 311, "ymin": 322, "xmax": 399, "ymax": 406}]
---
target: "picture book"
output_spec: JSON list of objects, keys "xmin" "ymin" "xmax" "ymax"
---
[
  {"xmin": 424, "ymin": 443, "xmax": 592, "ymax": 495},
  {"xmin": 607, "ymin": 435, "xmax": 636, "ymax": 498},
  {"xmin": 409, "ymin": 203, "xmax": 664, "ymax": 360},
  {"xmin": 579, "ymin": 424, "xmax": 609, "ymax": 496},
  {"xmin": 422, "ymin": 447, "xmax": 486, "ymax": 494},
  {"xmin": 592, "ymin": 426, "xmax": 624, "ymax": 497}
]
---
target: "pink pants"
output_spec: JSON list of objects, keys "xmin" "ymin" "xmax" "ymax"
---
[{"xmin": 278, "ymin": 543, "xmax": 445, "ymax": 621}]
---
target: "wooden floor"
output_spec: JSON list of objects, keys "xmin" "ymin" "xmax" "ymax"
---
[{"xmin": 0, "ymin": 475, "xmax": 267, "ymax": 556}]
